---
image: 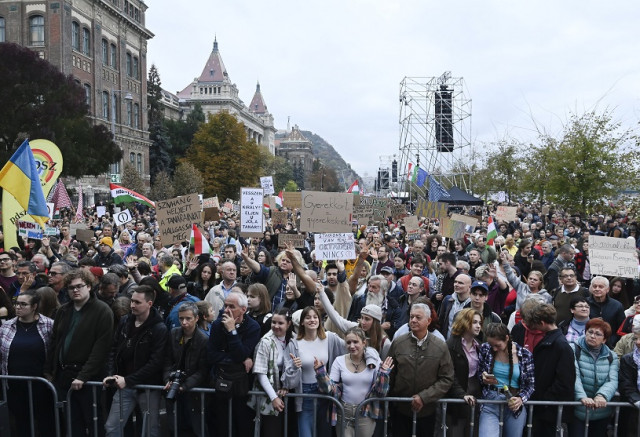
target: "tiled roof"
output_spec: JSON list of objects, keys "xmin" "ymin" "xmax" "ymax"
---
[{"xmin": 248, "ymin": 82, "xmax": 267, "ymax": 114}]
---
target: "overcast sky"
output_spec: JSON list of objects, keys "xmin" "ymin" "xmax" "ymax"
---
[{"xmin": 146, "ymin": 1, "xmax": 640, "ymax": 182}]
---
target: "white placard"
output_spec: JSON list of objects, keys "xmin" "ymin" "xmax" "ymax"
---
[
  {"xmin": 588, "ymin": 235, "xmax": 639, "ymax": 278},
  {"xmin": 114, "ymin": 209, "xmax": 134, "ymax": 226},
  {"xmin": 18, "ymin": 221, "xmax": 43, "ymax": 240},
  {"xmin": 97, "ymin": 206, "xmax": 107, "ymax": 217},
  {"xmin": 495, "ymin": 206, "xmax": 517, "ymax": 223},
  {"xmin": 46, "ymin": 202, "xmax": 55, "ymax": 219},
  {"xmin": 260, "ymin": 176, "xmax": 275, "ymax": 196},
  {"xmin": 240, "ymin": 188, "xmax": 265, "ymax": 234},
  {"xmin": 314, "ymin": 233, "xmax": 356, "ymax": 261}
]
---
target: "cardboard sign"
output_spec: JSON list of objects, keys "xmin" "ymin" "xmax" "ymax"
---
[
  {"xmin": 203, "ymin": 196, "xmax": 220, "ymax": 209},
  {"xmin": 588, "ymin": 235, "xmax": 639, "ymax": 278},
  {"xmin": 314, "ymin": 233, "xmax": 356, "ymax": 260},
  {"xmin": 283, "ymin": 192, "xmax": 302, "ymax": 209},
  {"xmin": 277, "ymin": 233, "xmax": 305, "ymax": 248},
  {"xmin": 260, "ymin": 176, "xmax": 275, "ymax": 196},
  {"xmin": 300, "ymin": 191, "xmax": 353, "ymax": 233},
  {"xmin": 495, "ymin": 206, "xmax": 517, "ymax": 223},
  {"xmin": 389, "ymin": 201, "xmax": 407, "ymax": 221},
  {"xmin": 203, "ymin": 207, "xmax": 220, "ymax": 221},
  {"xmin": 156, "ymin": 194, "xmax": 202, "ymax": 246},
  {"xmin": 450, "ymin": 213, "xmax": 478, "ymax": 230},
  {"xmin": 355, "ymin": 196, "xmax": 389, "ymax": 223},
  {"xmin": 352, "ymin": 195, "xmax": 373, "ymax": 225},
  {"xmin": 415, "ymin": 198, "xmax": 448, "ymax": 220},
  {"xmin": 439, "ymin": 218, "xmax": 467, "ymax": 240},
  {"xmin": 96, "ymin": 206, "xmax": 106, "ymax": 218},
  {"xmin": 76, "ymin": 228, "xmax": 95, "ymax": 243},
  {"xmin": 404, "ymin": 216, "xmax": 421, "ymax": 239},
  {"xmin": 114, "ymin": 209, "xmax": 134, "ymax": 226},
  {"xmin": 541, "ymin": 205, "xmax": 550, "ymax": 216},
  {"xmin": 240, "ymin": 188, "xmax": 264, "ymax": 236},
  {"xmin": 272, "ymin": 211, "xmax": 288, "ymax": 227},
  {"xmin": 69, "ymin": 223, "xmax": 87, "ymax": 236}
]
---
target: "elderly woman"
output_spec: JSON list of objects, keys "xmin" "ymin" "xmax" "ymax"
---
[{"xmin": 569, "ymin": 319, "xmax": 619, "ymax": 437}]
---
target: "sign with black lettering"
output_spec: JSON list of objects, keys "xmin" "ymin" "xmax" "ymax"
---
[
  {"xmin": 314, "ymin": 233, "xmax": 356, "ymax": 261},
  {"xmin": 157, "ymin": 194, "xmax": 202, "ymax": 246},
  {"xmin": 240, "ymin": 188, "xmax": 264, "ymax": 236},
  {"xmin": 300, "ymin": 191, "xmax": 353, "ymax": 233},
  {"xmin": 114, "ymin": 209, "xmax": 134, "ymax": 226}
]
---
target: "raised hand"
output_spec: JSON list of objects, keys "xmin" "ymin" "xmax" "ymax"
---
[
  {"xmin": 290, "ymin": 353, "xmax": 302, "ymax": 369},
  {"xmin": 380, "ymin": 356, "xmax": 394, "ymax": 372}
]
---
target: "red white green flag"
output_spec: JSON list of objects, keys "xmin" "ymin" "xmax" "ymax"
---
[
  {"xmin": 347, "ymin": 180, "xmax": 360, "ymax": 193},
  {"xmin": 275, "ymin": 191, "xmax": 284, "ymax": 209},
  {"xmin": 189, "ymin": 224, "xmax": 211, "ymax": 255},
  {"xmin": 486, "ymin": 216, "xmax": 498, "ymax": 247},
  {"xmin": 109, "ymin": 183, "xmax": 155, "ymax": 208}
]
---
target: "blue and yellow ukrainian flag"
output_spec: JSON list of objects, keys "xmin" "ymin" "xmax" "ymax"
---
[{"xmin": 0, "ymin": 139, "xmax": 49, "ymax": 228}]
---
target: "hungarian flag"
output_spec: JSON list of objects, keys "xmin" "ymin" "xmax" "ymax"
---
[
  {"xmin": 190, "ymin": 224, "xmax": 211, "ymax": 255},
  {"xmin": 486, "ymin": 216, "xmax": 498, "ymax": 247},
  {"xmin": 109, "ymin": 183, "xmax": 155, "ymax": 208},
  {"xmin": 406, "ymin": 163, "xmax": 413, "ymax": 180},
  {"xmin": 347, "ymin": 180, "xmax": 360, "ymax": 193},
  {"xmin": 275, "ymin": 191, "xmax": 284, "ymax": 209}
]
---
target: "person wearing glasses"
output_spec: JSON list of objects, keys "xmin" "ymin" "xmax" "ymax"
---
[
  {"xmin": 550, "ymin": 267, "xmax": 590, "ymax": 325},
  {"xmin": 46, "ymin": 261, "xmax": 72, "ymax": 305},
  {"xmin": 44, "ymin": 269, "xmax": 113, "ymax": 437},
  {"xmin": 569, "ymin": 319, "xmax": 619, "ymax": 437},
  {"xmin": 558, "ymin": 297, "xmax": 591, "ymax": 345},
  {"xmin": 0, "ymin": 289, "xmax": 55, "ymax": 437}
]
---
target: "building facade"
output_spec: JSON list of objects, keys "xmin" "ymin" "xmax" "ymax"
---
[
  {"xmin": 275, "ymin": 125, "xmax": 314, "ymax": 189},
  {"xmin": 172, "ymin": 38, "xmax": 276, "ymax": 154},
  {"xmin": 0, "ymin": 0, "xmax": 154, "ymax": 203}
]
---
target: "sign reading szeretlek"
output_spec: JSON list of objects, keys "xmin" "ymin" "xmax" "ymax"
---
[
  {"xmin": 314, "ymin": 233, "xmax": 356, "ymax": 261},
  {"xmin": 589, "ymin": 235, "xmax": 639, "ymax": 279},
  {"xmin": 300, "ymin": 191, "xmax": 353, "ymax": 233},
  {"xmin": 157, "ymin": 194, "xmax": 202, "ymax": 246}
]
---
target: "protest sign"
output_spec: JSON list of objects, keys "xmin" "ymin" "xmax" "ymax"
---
[
  {"xmin": 495, "ymin": 206, "xmax": 517, "ymax": 223},
  {"xmin": 272, "ymin": 211, "xmax": 288, "ymax": 227},
  {"xmin": 203, "ymin": 196, "xmax": 220, "ymax": 209},
  {"xmin": 283, "ymin": 192, "xmax": 302, "ymax": 209},
  {"xmin": 114, "ymin": 209, "xmax": 134, "ymax": 226},
  {"xmin": 260, "ymin": 176, "xmax": 275, "ymax": 195},
  {"xmin": 76, "ymin": 228, "xmax": 95, "ymax": 243},
  {"xmin": 588, "ymin": 235, "xmax": 639, "ymax": 278},
  {"xmin": 404, "ymin": 216, "xmax": 421, "ymax": 239},
  {"xmin": 352, "ymin": 195, "xmax": 374, "ymax": 224},
  {"xmin": 300, "ymin": 191, "xmax": 353, "ymax": 233},
  {"xmin": 277, "ymin": 233, "xmax": 305, "ymax": 248},
  {"xmin": 46, "ymin": 203, "xmax": 54, "ymax": 219},
  {"xmin": 157, "ymin": 194, "xmax": 202, "ymax": 246},
  {"xmin": 240, "ymin": 188, "xmax": 264, "ymax": 236},
  {"xmin": 203, "ymin": 207, "xmax": 220, "ymax": 221},
  {"xmin": 69, "ymin": 223, "xmax": 87, "ymax": 237},
  {"xmin": 541, "ymin": 205, "xmax": 550, "ymax": 216},
  {"xmin": 415, "ymin": 198, "xmax": 448, "ymax": 220},
  {"xmin": 389, "ymin": 201, "xmax": 407, "ymax": 221},
  {"xmin": 18, "ymin": 221, "xmax": 43, "ymax": 239},
  {"xmin": 450, "ymin": 213, "xmax": 478, "ymax": 230},
  {"xmin": 96, "ymin": 206, "xmax": 106, "ymax": 217},
  {"xmin": 314, "ymin": 233, "xmax": 356, "ymax": 260},
  {"xmin": 439, "ymin": 218, "xmax": 467, "ymax": 240}
]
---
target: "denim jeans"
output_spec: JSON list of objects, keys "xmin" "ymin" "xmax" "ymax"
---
[
  {"xmin": 104, "ymin": 387, "xmax": 160, "ymax": 437},
  {"xmin": 478, "ymin": 391, "xmax": 526, "ymax": 437},
  {"xmin": 298, "ymin": 383, "xmax": 330, "ymax": 437}
]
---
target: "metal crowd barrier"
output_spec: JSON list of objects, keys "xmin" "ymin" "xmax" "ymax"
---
[
  {"xmin": 0, "ymin": 375, "xmax": 63, "ymax": 437},
  {"xmin": 1, "ymin": 374, "xmax": 639, "ymax": 437}
]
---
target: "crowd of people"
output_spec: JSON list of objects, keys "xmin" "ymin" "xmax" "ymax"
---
[{"xmin": 0, "ymin": 202, "xmax": 639, "ymax": 437}]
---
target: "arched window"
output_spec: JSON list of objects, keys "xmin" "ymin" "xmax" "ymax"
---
[
  {"xmin": 82, "ymin": 27, "xmax": 90, "ymax": 55},
  {"xmin": 71, "ymin": 21, "xmax": 79, "ymax": 50},
  {"xmin": 0, "ymin": 17, "xmax": 6, "ymax": 43},
  {"xmin": 129, "ymin": 152, "xmax": 135, "ymax": 164}
]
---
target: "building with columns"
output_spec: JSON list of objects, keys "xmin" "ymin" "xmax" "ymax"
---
[
  {"xmin": 0, "ymin": 0, "xmax": 153, "ymax": 204},
  {"xmin": 173, "ymin": 38, "xmax": 276, "ymax": 154}
]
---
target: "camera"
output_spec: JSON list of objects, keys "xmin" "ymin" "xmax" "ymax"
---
[{"xmin": 166, "ymin": 370, "xmax": 185, "ymax": 400}]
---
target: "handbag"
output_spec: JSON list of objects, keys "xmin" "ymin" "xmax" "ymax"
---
[{"xmin": 214, "ymin": 363, "xmax": 249, "ymax": 398}]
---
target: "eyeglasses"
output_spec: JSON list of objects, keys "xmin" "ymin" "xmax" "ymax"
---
[
  {"xmin": 67, "ymin": 284, "xmax": 88, "ymax": 292},
  {"xmin": 560, "ymin": 274, "xmax": 576, "ymax": 278},
  {"xmin": 13, "ymin": 302, "xmax": 31, "ymax": 308},
  {"xmin": 586, "ymin": 330, "xmax": 604, "ymax": 337},
  {"xmin": 0, "ymin": 258, "xmax": 11, "ymax": 263},
  {"xmin": 48, "ymin": 271, "xmax": 61, "ymax": 276}
]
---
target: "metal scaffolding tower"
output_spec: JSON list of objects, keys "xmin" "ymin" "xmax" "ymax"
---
[{"xmin": 398, "ymin": 72, "xmax": 472, "ymax": 198}]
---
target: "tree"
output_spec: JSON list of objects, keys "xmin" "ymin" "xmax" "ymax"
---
[
  {"xmin": 284, "ymin": 180, "xmax": 299, "ymax": 192},
  {"xmin": 147, "ymin": 65, "xmax": 172, "ymax": 179},
  {"xmin": 0, "ymin": 43, "xmax": 121, "ymax": 176},
  {"xmin": 149, "ymin": 170, "xmax": 174, "ymax": 201},
  {"xmin": 121, "ymin": 163, "xmax": 147, "ymax": 195},
  {"xmin": 482, "ymin": 141, "xmax": 523, "ymax": 204},
  {"xmin": 539, "ymin": 111, "xmax": 639, "ymax": 213},
  {"xmin": 308, "ymin": 160, "xmax": 340, "ymax": 191},
  {"xmin": 173, "ymin": 161, "xmax": 204, "ymax": 196},
  {"xmin": 259, "ymin": 148, "xmax": 293, "ymax": 192},
  {"xmin": 165, "ymin": 103, "xmax": 205, "ymax": 169},
  {"xmin": 185, "ymin": 112, "xmax": 260, "ymax": 199}
]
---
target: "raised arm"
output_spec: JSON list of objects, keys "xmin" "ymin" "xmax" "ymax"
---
[
  {"xmin": 241, "ymin": 245, "xmax": 261, "ymax": 273},
  {"xmin": 285, "ymin": 246, "xmax": 317, "ymax": 293}
]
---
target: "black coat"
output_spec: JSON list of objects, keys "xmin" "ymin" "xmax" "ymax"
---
[
  {"xmin": 529, "ymin": 328, "xmax": 576, "ymax": 422},
  {"xmin": 163, "ymin": 327, "xmax": 209, "ymax": 391},
  {"xmin": 446, "ymin": 335, "xmax": 473, "ymax": 398},
  {"xmin": 587, "ymin": 295, "xmax": 625, "ymax": 346},
  {"xmin": 619, "ymin": 353, "xmax": 640, "ymax": 404}
]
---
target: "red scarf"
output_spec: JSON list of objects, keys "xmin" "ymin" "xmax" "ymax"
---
[{"xmin": 523, "ymin": 322, "xmax": 545, "ymax": 353}]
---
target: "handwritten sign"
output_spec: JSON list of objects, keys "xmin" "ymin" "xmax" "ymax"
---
[
  {"xmin": 283, "ymin": 192, "xmax": 302, "ymax": 209},
  {"xmin": 415, "ymin": 198, "xmax": 448, "ymax": 220},
  {"xmin": 588, "ymin": 235, "xmax": 639, "ymax": 279},
  {"xmin": 260, "ymin": 176, "xmax": 275, "ymax": 196},
  {"xmin": 495, "ymin": 206, "xmax": 517, "ymax": 223},
  {"xmin": 314, "ymin": 233, "xmax": 356, "ymax": 260},
  {"xmin": 272, "ymin": 211, "xmax": 288, "ymax": 227},
  {"xmin": 240, "ymin": 188, "xmax": 264, "ymax": 236},
  {"xmin": 389, "ymin": 201, "xmax": 407, "ymax": 221},
  {"xmin": 76, "ymin": 228, "xmax": 95, "ymax": 243},
  {"xmin": 450, "ymin": 213, "xmax": 478, "ymax": 230},
  {"xmin": 352, "ymin": 195, "xmax": 373, "ymax": 225},
  {"xmin": 404, "ymin": 216, "xmax": 421, "ymax": 240},
  {"xmin": 18, "ymin": 221, "xmax": 43, "ymax": 239},
  {"xmin": 277, "ymin": 233, "xmax": 306, "ymax": 248},
  {"xmin": 203, "ymin": 196, "xmax": 220, "ymax": 209},
  {"xmin": 114, "ymin": 209, "xmax": 133, "ymax": 226},
  {"xmin": 439, "ymin": 218, "xmax": 467, "ymax": 240},
  {"xmin": 157, "ymin": 194, "xmax": 202, "ymax": 246},
  {"xmin": 300, "ymin": 191, "xmax": 353, "ymax": 233},
  {"xmin": 203, "ymin": 207, "xmax": 220, "ymax": 221}
]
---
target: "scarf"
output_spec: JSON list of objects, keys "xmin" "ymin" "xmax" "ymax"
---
[
  {"xmin": 634, "ymin": 345, "xmax": 640, "ymax": 393},
  {"xmin": 523, "ymin": 322, "xmax": 545, "ymax": 353},
  {"xmin": 569, "ymin": 318, "xmax": 587, "ymax": 336}
]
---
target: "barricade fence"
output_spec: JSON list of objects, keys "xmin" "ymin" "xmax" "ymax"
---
[{"xmin": 1, "ymin": 375, "xmax": 639, "ymax": 437}]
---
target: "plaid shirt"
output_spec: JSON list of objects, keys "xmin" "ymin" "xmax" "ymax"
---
[
  {"xmin": 478, "ymin": 342, "xmax": 535, "ymax": 417},
  {"xmin": 315, "ymin": 359, "xmax": 391, "ymax": 425},
  {"xmin": 0, "ymin": 315, "xmax": 54, "ymax": 375}
]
